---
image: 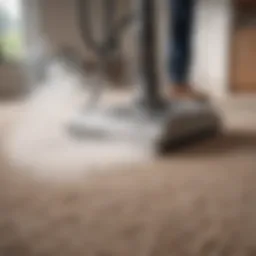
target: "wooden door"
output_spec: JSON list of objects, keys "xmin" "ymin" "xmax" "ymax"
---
[{"xmin": 231, "ymin": 0, "xmax": 256, "ymax": 92}]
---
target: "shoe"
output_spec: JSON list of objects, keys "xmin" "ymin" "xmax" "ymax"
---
[{"xmin": 170, "ymin": 85, "xmax": 208, "ymax": 102}]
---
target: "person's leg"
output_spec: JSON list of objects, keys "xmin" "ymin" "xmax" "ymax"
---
[{"xmin": 168, "ymin": 0, "xmax": 206, "ymax": 99}]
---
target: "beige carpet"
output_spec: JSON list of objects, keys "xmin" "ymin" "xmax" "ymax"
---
[{"xmin": 0, "ymin": 87, "xmax": 256, "ymax": 255}]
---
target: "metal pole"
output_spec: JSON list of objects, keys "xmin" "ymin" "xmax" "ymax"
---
[{"xmin": 139, "ymin": 0, "xmax": 164, "ymax": 110}]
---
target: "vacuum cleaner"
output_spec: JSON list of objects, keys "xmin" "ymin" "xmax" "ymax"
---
[{"xmin": 68, "ymin": 0, "xmax": 221, "ymax": 154}]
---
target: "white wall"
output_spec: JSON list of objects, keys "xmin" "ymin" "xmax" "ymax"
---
[{"xmin": 192, "ymin": 0, "xmax": 233, "ymax": 98}]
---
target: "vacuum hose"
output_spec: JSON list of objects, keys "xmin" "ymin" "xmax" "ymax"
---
[
  {"xmin": 76, "ymin": 0, "xmax": 135, "ymax": 106},
  {"xmin": 76, "ymin": 0, "xmax": 135, "ymax": 59},
  {"xmin": 76, "ymin": 0, "xmax": 164, "ymax": 111}
]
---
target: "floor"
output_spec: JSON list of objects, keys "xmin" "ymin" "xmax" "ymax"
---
[
  {"xmin": 0, "ymin": 88, "xmax": 256, "ymax": 255},
  {"xmin": 2, "ymin": 88, "xmax": 256, "ymax": 181}
]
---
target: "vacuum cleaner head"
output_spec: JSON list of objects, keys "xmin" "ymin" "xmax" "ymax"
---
[{"xmin": 68, "ymin": 100, "xmax": 221, "ymax": 155}]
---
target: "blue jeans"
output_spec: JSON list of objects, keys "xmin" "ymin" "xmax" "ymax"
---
[{"xmin": 169, "ymin": 0, "xmax": 194, "ymax": 85}]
